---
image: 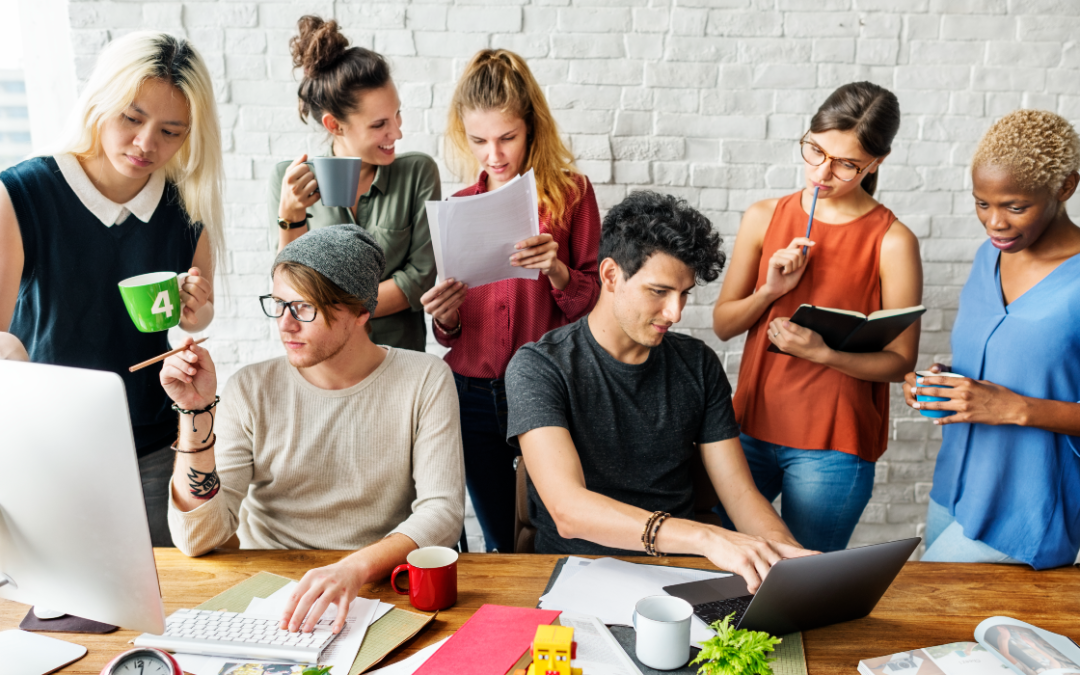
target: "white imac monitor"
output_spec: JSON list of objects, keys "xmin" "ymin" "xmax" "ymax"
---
[{"xmin": 0, "ymin": 360, "xmax": 166, "ymax": 634}]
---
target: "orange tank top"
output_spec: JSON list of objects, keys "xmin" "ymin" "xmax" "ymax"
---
[{"xmin": 731, "ymin": 192, "xmax": 896, "ymax": 462}]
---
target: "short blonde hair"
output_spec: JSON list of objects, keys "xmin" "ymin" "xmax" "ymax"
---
[
  {"xmin": 972, "ymin": 109, "xmax": 1080, "ymax": 194},
  {"xmin": 55, "ymin": 32, "xmax": 224, "ymax": 271}
]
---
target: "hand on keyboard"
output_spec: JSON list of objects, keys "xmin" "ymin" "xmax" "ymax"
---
[
  {"xmin": 282, "ymin": 557, "xmax": 364, "ymax": 634},
  {"xmin": 134, "ymin": 608, "xmax": 338, "ymax": 663}
]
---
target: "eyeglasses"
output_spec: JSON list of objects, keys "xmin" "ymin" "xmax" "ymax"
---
[
  {"xmin": 259, "ymin": 295, "xmax": 318, "ymax": 322},
  {"xmin": 799, "ymin": 132, "xmax": 880, "ymax": 183}
]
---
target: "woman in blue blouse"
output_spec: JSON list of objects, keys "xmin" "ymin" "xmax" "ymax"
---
[{"xmin": 904, "ymin": 109, "xmax": 1080, "ymax": 569}]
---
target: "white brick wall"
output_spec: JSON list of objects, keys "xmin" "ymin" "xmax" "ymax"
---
[{"xmin": 65, "ymin": 0, "xmax": 1080, "ymax": 554}]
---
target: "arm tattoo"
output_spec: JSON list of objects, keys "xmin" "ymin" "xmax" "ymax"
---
[{"xmin": 186, "ymin": 466, "xmax": 221, "ymax": 500}]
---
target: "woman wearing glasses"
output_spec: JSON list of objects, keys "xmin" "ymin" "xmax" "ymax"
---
[{"xmin": 711, "ymin": 82, "xmax": 923, "ymax": 552}]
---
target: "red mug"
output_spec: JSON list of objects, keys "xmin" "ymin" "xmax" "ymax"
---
[{"xmin": 391, "ymin": 546, "xmax": 458, "ymax": 611}]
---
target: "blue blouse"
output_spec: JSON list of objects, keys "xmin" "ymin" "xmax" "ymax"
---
[{"xmin": 930, "ymin": 239, "xmax": 1080, "ymax": 569}]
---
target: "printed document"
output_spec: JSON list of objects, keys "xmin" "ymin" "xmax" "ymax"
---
[{"xmin": 426, "ymin": 169, "xmax": 541, "ymax": 288}]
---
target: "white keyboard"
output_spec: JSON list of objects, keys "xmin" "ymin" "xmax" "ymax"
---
[{"xmin": 134, "ymin": 608, "xmax": 337, "ymax": 663}]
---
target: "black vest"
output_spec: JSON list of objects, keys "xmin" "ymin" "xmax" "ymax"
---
[{"xmin": 2, "ymin": 156, "xmax": 202, "ymax": 455}]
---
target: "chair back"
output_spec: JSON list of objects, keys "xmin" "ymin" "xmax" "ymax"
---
[{"xmin": 513, "ymin": 455, "xmax": 537, "ymax": 553}]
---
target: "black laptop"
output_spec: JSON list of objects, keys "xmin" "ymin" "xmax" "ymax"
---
[{"xmin": 663, "ymin": 538, "xmax": 920, "ymax": 635}]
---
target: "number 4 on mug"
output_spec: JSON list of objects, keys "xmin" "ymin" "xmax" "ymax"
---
[{"xmin": 151, "ymin": 291, "xmax": 174, "ymax": 318}]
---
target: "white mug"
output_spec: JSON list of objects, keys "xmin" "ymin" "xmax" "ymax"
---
[{"xmin": 633, "ymin": 595, "xmax": 692, "ymax": 670}]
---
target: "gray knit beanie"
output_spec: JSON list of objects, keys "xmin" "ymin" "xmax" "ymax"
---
[{"xmin": 273, "ymin": 225, "xmax": 386, "ymax": 314}]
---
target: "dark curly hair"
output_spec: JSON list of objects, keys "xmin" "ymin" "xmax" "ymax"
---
[{"xmin": 599, "ymin": 191, "xmax": 725, "ymax": 285}]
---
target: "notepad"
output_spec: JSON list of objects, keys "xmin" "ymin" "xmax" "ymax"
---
[
  {"xmin": 767, "ymin": 304, "xmax": 925, "ymax": 354},
  {"xmin": 413, "ymin": 604, "xmax": 560, "ymax": 675},
  {"xmin": 426, "ymin": 169, "xmax": 541, "ymax": 288}
]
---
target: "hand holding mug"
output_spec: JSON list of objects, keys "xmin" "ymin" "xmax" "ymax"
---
[
  {"xmin": 908, "ymin": 369, "xmax": 1025, "ymax": 426},
  {"xmin": 160, "ymin": 337, "xmax": 217, "ymax": 411},
  {"xmin": 421, "ymin": 279, "xmax": 468, "ymax": 331},
  {"xmin": 903, "ymin": 363, "xmax": 948, "ymax": 409},
  {"xmin": 179, "ymin": 267, "xmax": 212, "ymax": 321},
  {"xmin": 279, "ymin": 154, "xmax": 319, "ymax": 223}
]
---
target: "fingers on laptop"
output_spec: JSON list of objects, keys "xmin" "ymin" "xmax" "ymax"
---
[{"xmin": 776, "ymin": 541, "xmax": 820, "ymax": 557}]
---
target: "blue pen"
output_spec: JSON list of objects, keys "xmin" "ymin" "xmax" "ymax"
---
[{"xmin": 803, "ymin": 186, "xmax": 819, "ymax": 256}]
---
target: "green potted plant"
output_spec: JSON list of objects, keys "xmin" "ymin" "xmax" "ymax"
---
[{"xmin": 690, "ymin": 613, "xmax": 783, "ymax": 675}]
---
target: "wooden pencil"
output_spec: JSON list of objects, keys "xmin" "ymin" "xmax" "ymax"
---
[{"xmin": 129, "ymin": 337, "xmax": 209, "ymax": 373}]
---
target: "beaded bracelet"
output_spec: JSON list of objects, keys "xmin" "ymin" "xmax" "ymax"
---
[
  {"xmin": 641, "ymin": 511, "xmax": 664, "ymax": 555},
  {"xmin": 646, "ymin": 512, "xmax": 671, "ymax": 557},
  {"xmin": 171, "ymin": 395, "xmax": 220, "ymax": 444},
  {"xmin": 434, "ymin": 317, "xmax": 462, "ymax": 336}
]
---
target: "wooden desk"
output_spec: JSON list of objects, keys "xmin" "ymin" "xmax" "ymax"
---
[{"xmin": 1, "ymin": 550, "xmax": 1077, "ymax": 674}]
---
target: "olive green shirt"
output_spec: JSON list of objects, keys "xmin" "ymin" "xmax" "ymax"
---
[{"xmin": 269, "ymin": 152, "xmax": 440, "ymax": 351}]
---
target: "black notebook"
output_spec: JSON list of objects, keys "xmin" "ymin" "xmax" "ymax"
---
[{"xmin": 767, "ymin": 304, "xmax": 925, "ymax": 354}]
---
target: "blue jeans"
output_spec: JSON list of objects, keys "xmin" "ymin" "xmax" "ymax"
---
[
  {"xmin": 454, "ymin": 374, "xmax": 517, "ymax": 553},
  {"xmin": 922, "ymin": 499, "xmax": 1021, "ymax": 564},
  {"xmin": 713, "ymin": 433, "xmax": 875, "ymax": 552}
]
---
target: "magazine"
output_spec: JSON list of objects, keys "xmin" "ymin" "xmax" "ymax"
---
[{"xmin": 859, "ymin": 617, "xmax": 1080, "ymax": 675}]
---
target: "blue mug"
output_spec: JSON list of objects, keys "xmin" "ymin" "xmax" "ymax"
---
[{"xmin": 915, "ymin": 370, "xmax": 966, "ymax": 418}]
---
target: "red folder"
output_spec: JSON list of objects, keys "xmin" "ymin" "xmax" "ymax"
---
[{"xmin": 414, "ymin": 604, "xmax": 561, "ymax": 675}]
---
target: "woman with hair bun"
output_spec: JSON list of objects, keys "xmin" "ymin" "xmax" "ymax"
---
[
  {"xmin": 269, "ymin": 16, "xmax": 439, "ymax": 352},
  {"xmin": 904, "ymin": 109, "xmax": 1080, "ymax": 568},
  {"xmin": 421, "ymin": 49, "xmax": 601, "ymax": 552},
  {"xmin": 712, "ymin": 82, "xmax": 923, "ymax": 552},
  {"xmin": 0, "ymin": 31, "xmax": 224, "ymax": 545}
]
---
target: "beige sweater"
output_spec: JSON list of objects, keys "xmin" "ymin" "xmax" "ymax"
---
[{"xmin": 168, "ymin": 348, "xmax": 465, "ymax": 557}]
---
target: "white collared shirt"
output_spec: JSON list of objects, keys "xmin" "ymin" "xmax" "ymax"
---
[{"xmin": 54, "ymin": 152, "xmax": 166, "ymax": 227}]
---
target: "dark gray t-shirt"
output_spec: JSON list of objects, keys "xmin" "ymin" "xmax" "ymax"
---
[{"xmin": 505, "ymin": 316, "xmax": 740, "ymax": 556}]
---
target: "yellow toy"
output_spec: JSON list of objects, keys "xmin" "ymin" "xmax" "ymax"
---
[{"xmin": 514, "ymin": 624, "xmax": 582, "ymax": 675}]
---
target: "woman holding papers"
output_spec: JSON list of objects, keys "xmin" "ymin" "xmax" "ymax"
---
[
  {"xmin": 421, "ymin": 49, "xmax": 601, "ymax": 552},
  {"xmin": 711, "ymin": 82, "xmax": 923, "ymax": 552},
  {"xmin": 269, "ymin": 16, "xmax": 440, "ymax": 351},
  {"xmin": 904, "ymin": 110, "xmax": 1080, "ymax": 569},
  {"xmin": 0, "ymin": 32, "xmax": 223, "ymax": 546}
]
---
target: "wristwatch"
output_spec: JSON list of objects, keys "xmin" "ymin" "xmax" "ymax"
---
[{"xmin": 277, "ymin": 214, "xmax": 311, "ymax": 230}]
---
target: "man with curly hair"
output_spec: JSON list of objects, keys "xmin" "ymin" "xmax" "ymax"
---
[
  {"xmin": 506, "ymin": 191, "xmax": 812, "ymax": 591},
  {"xmin": 904, "ymin": 109, "xmax": 1080, "ymax": 569}
]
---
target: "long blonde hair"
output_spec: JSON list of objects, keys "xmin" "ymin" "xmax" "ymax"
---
[
  {"xmin": 446, "ymin": 49, "xmax": 580, "ymax": 230},
  {"xmin": 56, "ymin": 31, "xmax": 224, "ymax": 270}
]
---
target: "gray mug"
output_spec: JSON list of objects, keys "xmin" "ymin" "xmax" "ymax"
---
[{"xmin": 304, "ymin": 157, "xmax": 363, "ymax": 208}]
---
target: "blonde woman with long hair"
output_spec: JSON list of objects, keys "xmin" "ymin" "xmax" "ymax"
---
[
  {"xmin": 420, "ymin": 49, "xmax": 601, "ymax": 552},
  {"xmin": 0, "ymin": 32, "xmax": 224, "ymax": 546}
]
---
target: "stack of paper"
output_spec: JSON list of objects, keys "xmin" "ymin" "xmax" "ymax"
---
[
  {"xmin": 426, "ymin": 169, "xmax": 541, "ymax": 288},
  {"xmin": 173, "ymin": 580, "xmax": 393, "ymax": 675},
  {"xmin": 538, "ymin": 557, "xmax": 730, "ymax": 648}
]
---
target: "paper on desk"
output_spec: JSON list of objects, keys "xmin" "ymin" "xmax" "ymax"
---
[
  {"xmin": 539, "ymin": 557, "xmax": 729, "ymax": 648},
  {"xmin": 367, "ymin": 637, "xmax": 450, "ymax": 675},
  {"xmin": 243, "ymin": 581, "xmax": 393, "ymax": 625},
  {"xmin": 558, "ymin": 613, "xmax": 644, "ymax": 675},
  {"xmin": 426, "ymin": 169, "xmax": 541, "ymax": 288}
]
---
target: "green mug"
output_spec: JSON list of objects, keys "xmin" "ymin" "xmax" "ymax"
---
[{"xmin": 118, "ymin": 271, "xmax": 185, "ymax": 333}]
